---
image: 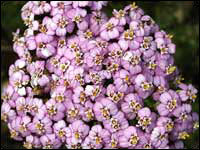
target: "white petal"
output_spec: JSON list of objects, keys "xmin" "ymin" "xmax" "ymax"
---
[
  {"xmin": 85, "ymin": 85, "xmax": 94, "ymax": 96},
  {"xmin": 123, "ymin": 51, "xmax": 133, "ymax": 61},
  {"xmin": 18, "ymin": 87, "xmax": 26, "ymax": 96},
  {"xmin": 41, "ymin": 48, "xmax": 51, "ymax": 57}
]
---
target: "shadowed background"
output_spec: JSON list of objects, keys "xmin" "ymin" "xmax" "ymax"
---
[{"xmin": 1, "ymin": 1, "xmax": 199, "ymax": 149}]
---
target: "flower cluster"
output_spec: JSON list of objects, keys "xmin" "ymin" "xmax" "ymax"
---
[{"xmin": 1, "ymin": 1, "xmax": 199, "ymax": 149}]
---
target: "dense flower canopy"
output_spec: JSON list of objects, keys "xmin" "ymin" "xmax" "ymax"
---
[{"xmin": 1, "ymin": 1, "xmax": 199, "ymax": 149}]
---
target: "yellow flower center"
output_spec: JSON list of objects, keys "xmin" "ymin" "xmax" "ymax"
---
[
  {"xmin": 191, "ymin": 94, "xmax": 197, "ymax": 100},
  {"xmin": 58, "ymin": 18, "xmax": 68, "ymax": 28},
  {"xmin": 166, "ymin": 34, "xmax": 173, "ymax": 39},
  {"xmin": 107, "ymin": 63, "xmax": 119, "ymax": 72},
  {"xmin": 166, "ymin": 66, "xmax": 176, "ymax": 75},
  {"xmin": 166, "ymin": 122, "xmax": 174, "ymax": 131},
  {"xmin": 75, "ymin": 74, "xmax": 82, "ymax": 81},
  {"xmin": 58, "ymin": 39, "xmax": 66, "ymax": 48},
  {"xmin": 19, "ymin": 123, "xmax": 27, "ymax": 132},
  {"xmin": 95, "ymin": 55, "xmax": 103, "ymax": 65},
  {"xmin": 139, "ymin": 117, "xmax": 152, "ymax": 129},
  {"xmin": 14, "ymin": 81, "xmax": 22, "ymax": 88},
  {"xmin": 115, "ymin": 10, "xmax": 125, "ymax": 18},
  {"xmin": 47, "ymin": 106, "xmax": 57, "ymax": 116},
  {"xmin": 38, "ymin": 42, "xmax": 46, "ymax": 49},
  {"xmin": 80, "ymin": 92, "xmax": 86, "ymax": 103},
  {"xmin": 70, "ymin": 43, "xmax": 79, "ymax": 50},
  {"xmin": 59, "ymin": 63, "xmax": 69, "ymax": 72},
  {"xmin": 43, "ymin": 142, "xmax": 52, "ymax": 149},
  {"xmin": 124, "ymin": 30, "xmax": 134, "ymax": 40},
  {"xmin": 129, "ymin": 101, "xmax": 142, "ymax": 112},
  {"xmin": 1, "ymin": 113, "xmax": 8, "ymax": 122},
  {"xmin": 141, "ymin": 82, "xmax": 152, "ymax": 91},
  {"xmin": 100, "ymin": 107, "xmax": 110, "ymax": 119},
  {"xmin": 68, "ymin": 108, "xmax": 79, "ymax": 118},
  {"xmin": 131, "ymin": 2, "xmax": 138, "ymax": 9},
  {"xmin": 178, "ymin": 131, "xmax": 190, "ymax": 140},
  {"xmin": 175, "ymin": 76, "xmax": 184, "ymax": 84},
  {"xmin": 10, "ymin": 130, "xmax": 18, "ymax": 138},
  {"xmin": 75, "ymin": 54, "xmax": 83, "ymax": 65},
  {"xmin": 92, "ymin": 87, "xmax": 100, "ymax": 97},
  {"xmin": 159, "ymin": 134, "xmax": 166, "ymax": 140},
  {"xmin": 75, "ymin": 132, "xmax": 80, "ymax": 139},
  {"xmin": 129, "ymin": 135, "xmax": 139, "ymax": 145},
  {"xmin": 130, "ymin": 55, "xmax": 140, "ymax": 65},
  {"xmin": 111, "ymin": 139, "xmax": 117, "ymax": 148},
  {"xmin": 167, "ymin": 99, "xmax": 177, "ymax": 111},
  {"xmin": 95, "ymin": 136, "xmax": 102, "ymax": 144},
  {"xmin": 35, "ymin": 123, "xmax": 45, "ymax": 133},
  {"xmin": 148, "ymin": 62, "xmax": 157, "ymax": 70},
  {"xmin": 193, "ymin": 122, "xmax": 199, "ymax": 129},
  {"xmin": 51, "ymin": 58, "xmax": 59, "ymax": 67},
  {"xmin": 23, "ymin": 142, "xmax": 32, "ymax": 149},
  {"xmin": 58, "ymin": 130, "xmax": 66, "ymax": 138},
  {"xmin": 106, "ymin": 23, "xmax": 114, "ymax": 30},
  {"xmin": 64, "ymin": 79, "xmax": 70, "ymax": 86},
  {"xmin": 56, "ymin": 95, "xmax": 64, "ymax": 103},
  {"xmin": 85, "ymin": 109, "xmax": 94, "ymax": 120},
  {"xmin": 180, "ymin": 113, "xmax": 188, "ymax": 121},
  {"xmin": 157, "ymin": 85, "xmax": 165, "ymax": 93},
  {"xmin": 111, "ymin": 92, "xmax": 123, "ymax": 103},
  {"xmin": 111, "ymin": 118, "xmax": 120, "ymax": 130},
  {"xmin": 160, "ymin": 47, "xmax": 168, "ymax": 55},
  {"xmin": 74, "ymin": 15, "xmax": 82, "ymax": 23},
  {"xmin": 84, "ymin": 30, "xmax": 93, "ymax": 39},
  {"xmin": 124, "ymin": 75, "xmax": 131, "ymax": 85},
  {"xmin": 24, "ymin": 18, "xmax": 33, "ymax": 27},
  {"xmin": 1, "ymin": 93, "xmax": 10, "ymax": 101},
  {"xmin": 144, "ymin": 143, "xmax": 151, "ymax": 149},
  {"xmin": 39, "ymin": 24, "xmax": 47, "ymax": 33}
]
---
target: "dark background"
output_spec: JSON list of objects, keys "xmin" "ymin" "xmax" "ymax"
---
[{"xmin": 1, "ymin": 1, "xmax": 199, "ymax": 149}]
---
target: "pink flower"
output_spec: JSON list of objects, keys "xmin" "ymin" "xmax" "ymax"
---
[
  {"xmin": 23, "ymin": 135, "xmax": 41, "ymax": 149},
  {"xmin": 40, "ymin": 134, "xmax": 62, "ymax": 149},
  {"xmin": 150, "ymin": 127, "xmax": 168, "ymax": 148},
  {"xmin": 93, "ymin": 98, "xmax": 118, "ymax": 121},
  {"xmin": 32, "ymin": 1, "xmax": 51, "ymax": 15},
  {"xmin": 1, "ymin": 102, "xmax": 16, "ymax": 122},
  {"xmin": 9, "ymin": 71, "xmax": 30, "ymax": 96},
  {"xmin": 178, "ymin": 83, "xmax": 198, "ymax": 102},
  {"xmin": 100, "ymin": 17, "xmax": 121, "ymax": 41},
  {"xmin": 119, "ymin": 126, "xmax": 140, "ymax": 148},
  {"xmin": 121, "ymin": 93, "xmax": 143, "ymax": 120},
  {"xmin": 67, "ymin": 7, "xmax": 88, "ymax": 31},
  {"xmin": 157, "ymin": 90, "xmax": 181, "ymax": 116},
  {"xmin": 157, "ymin": 117, "xmax": 174, "ymax": 133},
  {"xmin": 137, "ymin": 107, "xmax": 157, "ymax": 133},
  {"xmin": 53, "ymin": 120, "xmax": 70, "ymax": 142},
  {"xmin": 50, "ymin": 14, "xmax": 75, "ymax": 36},
  {"xmin": 88, "ymin": 125, "xmax": 111, "ymax": 148},
  {"xmin": 106, "ymin": 84, "xmax": 124, "ymax": 103},
  {"xmin": 80, "ymin": 100, "xmax": 95, "ymax": 122},
  {"xmin": 103, "ymin": 111, "xmax": 129, "ymax": 133},
  {"xmin": 45, "ymin": 99, "xmax": 66, "ymax": 121},
  {"xmin": 28, "ymin": 115, "xmax": 53, "ymax": 135},
  {"xmin": 113, "ymin": 69, "xmax": 135, "ymax": 93},
  {"xmin": 121, "ymin": 50, "xmax": 142, "ymax": 75},
  {"xmin": 134, "ymin": 74, "xmax": 154, "ymax": 98},
  {"xmin": 67, "ymin": 120, "xmax": 89, "ymax": 145},
  {"xmin": 89, "ymin": 11, "xmax": 108, "ymax": 36},
  {"xmin": 11, "ymin": 116, "xmax": 32, "ymax": 137},
  {"xmin": 50, "ymin": 1, "xmax": 72, "ymax": 16},
  {"xmin": 64, "ymin": 100, "xmax": 83, "ymax": 123}
]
